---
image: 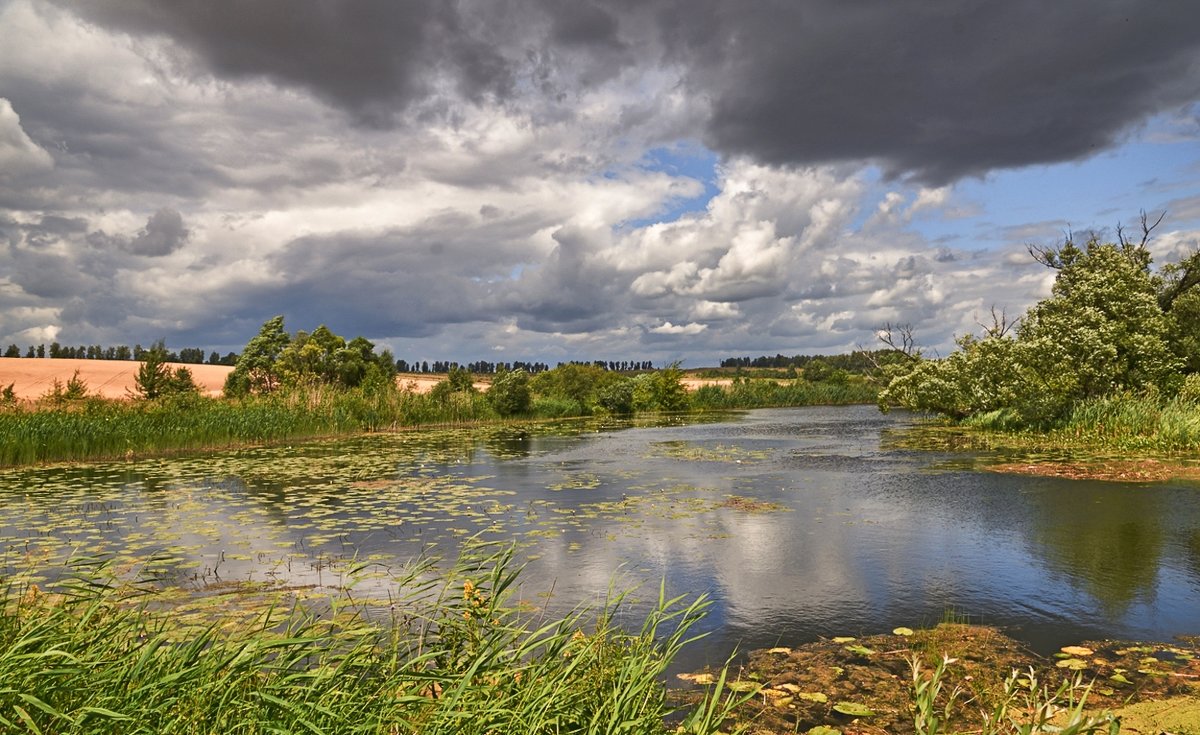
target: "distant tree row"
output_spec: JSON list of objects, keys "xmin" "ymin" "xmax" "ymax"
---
[
  {"xmin": 720, "ymin": 352, "xmax": 881, "ymax": 373},
  {"xmin": 3, "ymin": 342, "xmax": 238, "ymax": 365},
  {"xmin": 394, "ymin": 359, "xmax": 654, "ymax": 374}
]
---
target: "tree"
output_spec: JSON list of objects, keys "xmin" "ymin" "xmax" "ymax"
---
[
  {"xmin": 224, "ymin": 316, "xmax": 290, "ymax": 397},
  {"xmin": 133, "ymin": 341, "xmax": 172, "ymax": 400},
  {"xmin": 880, "ymin": 236, "xmax": 1183, "ymax": 425},
  {"xmin": 596, "ymin": 378, "xmax": 635, "ymax": 414},
  {"xmin": 133, "ymin": 342, "xmax": 199, "ymax": 400},
  {"xmin": 487, "ymin": 368, "xmax": 531, "ymax": 417},
  {"xmin": 4, "ymin": 344, "xmax": 19, "ymax": 358},
  {"xmin": 431, "ymin": 366, "xmax": 477, "ymax": 402}
]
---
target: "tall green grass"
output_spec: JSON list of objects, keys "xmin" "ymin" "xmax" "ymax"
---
[
  {"xmin": 689, "ymin": 378, "xmax": 877, "ymax": 411},
  {"xmin": 0, "ymin": 545, "xmax": 745, "ymax": 734},
  {"xmin": 0, "ymin": 377, "xmax": 879, "ymax": 468},
  {"xmin": 962, "ymin": 392, "xmax": 1200, "ymax": 452},
  {"xmin": 0, "ymin": 386, "xmax": 502, "ymax": 467}
]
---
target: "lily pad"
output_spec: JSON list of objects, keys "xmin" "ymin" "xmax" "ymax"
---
[
  {"xmin": 796, "ymin": 692, "xmax": 828, "ymax": 703},
  {"xmin": 727, "ymin": 680, "xmax": 762, "ymax": 693},
  {"xmin": 892, "ymin": 627, "xmax": 914, "ymax": 636},
  {"xmin": 806, "ymin": 728, "xmax": 841, "ymax": 735},
  {"xmin": 844, "ymin": 644, "xmax": 876, "ymax": 657},
  {"xmin": 831, "ymin": 636, "xmax": 856, "ymax": 643},
  {"xmin": 1060, "ymin": 645, "xmax": 1094, "ymax": 656},
  {"xmin": 833, "ymin": 701, "xmax": 875, "ymax": 717},
  {"xmin": 1055, "ymin": 658, "xmax": 1088, "ymax": 670},
  {"xmin": 676, "ymin": 672, "xmax": 715, "ymax": 685}
]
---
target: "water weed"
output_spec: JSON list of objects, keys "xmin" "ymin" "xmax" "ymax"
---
[{"xmin": 0, "ymin": 544, "xmax": 738, "ymax": 735}]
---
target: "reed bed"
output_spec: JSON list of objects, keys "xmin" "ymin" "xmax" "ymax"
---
[
  {"xmin": 0, "ymin": 545, "xmax": 743, "ymax": 734},
  {"xmin": 963, "ymin": 393, "xmax": 1200, "ymax": 452},
  {"xmin": 0, "ymin": 378, "xmax": 877, "ymax": 468},
  {"xmin": 0, "ymin": 387, "xmax": 501, "ymax": 467},
  {"xmin": 688, "ymin": 378, "xmax": 876, "ymax": 411}
]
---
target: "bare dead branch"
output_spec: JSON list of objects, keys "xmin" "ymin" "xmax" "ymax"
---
[
  {"xmin": 975, "ymin": 305, "xmax": 1017, "ymax": 338},
  {"xmin": 1026, "ymin": 242, "xmax": 1063, "ymax": 269},
  {"xmin": 877, "ymin": 322, "xmax": 918, "ymax": 359},
  {"xmin": 1140, "ymin": 208, "xmax": 1166, "ymax": 248}
]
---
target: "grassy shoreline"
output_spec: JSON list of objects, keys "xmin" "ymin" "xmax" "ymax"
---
[
  {"xmin": 0, "ymin": 546, "xmax": 745, "ymax": 735},
  {"xmin": 0, "ymin": 379, "xmax": 876, "ymax": 469},
  {"xmin": 8, "ymin": 561, "xmax": 1196, "ymax": 735}
]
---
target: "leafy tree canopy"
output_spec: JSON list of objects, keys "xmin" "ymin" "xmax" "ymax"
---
[
  {"xmin": 224, "ymin": 317, "xmax": 395, "ymax": 397},
  {"xmin": 880, "ymin": 235, "xmax": 1192, "ymax": 426}
]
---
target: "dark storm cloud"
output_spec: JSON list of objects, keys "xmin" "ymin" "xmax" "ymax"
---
[
  {"xmin": 62, "ymin": 0, "xmax": 516, "ymax": 127},
  {"xmin": 85, "ymin": 208, "xmax": 190, "ymax": 258},
  {"xmin": 128, "ymin": 208, "xmax": 189, "ymax": 256},
  {"xmin": 234, "ymin": 216, "xmax": 536, "ymax": 339},
  {"xmin": 61, "ymin": 0, "xmax": 1200, "ymax": 183},
  {"xmin": 656, "ymin": 0, "xmax": 1200, "ymax": 183}
]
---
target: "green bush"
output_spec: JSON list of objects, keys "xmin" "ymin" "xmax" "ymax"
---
[{"xmin": 486, "ymin": 368, "xmax": 531, "ymax": 417}]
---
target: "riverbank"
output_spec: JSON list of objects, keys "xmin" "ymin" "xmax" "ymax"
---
[
  {"xmin": 0, "ymin": 379, "xmax": 876, "ymax": 468},
  {"xmin": 677, "ymin": 623, "xmax": 1199, "ymax": 734},
  {"xmin": 9, "ymin": 566, "xmax": 1196, "ymax": 735},
  {"xmin": 887, "ymin": 394, "xmax": 1200, "ymax": 481},
  {"xmin": 0, "ymin": 547, "xmax": 741, "ymax": 735}
]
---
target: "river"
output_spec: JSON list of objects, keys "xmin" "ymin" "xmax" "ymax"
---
[{"xmin": 2, "ymin": 405, "xmax": 1198, "ymax": 673}]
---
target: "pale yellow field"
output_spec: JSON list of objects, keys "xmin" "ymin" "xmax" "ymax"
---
[
  {"xmin": 0, "ymin": 358, "xmax": 728, "ymax": 401},
  {"xmin": 0, "ymin": 357, "xmax": 233, "ymax": 399}
]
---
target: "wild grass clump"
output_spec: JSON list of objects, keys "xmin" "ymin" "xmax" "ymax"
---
[
  {"xmin": 0, "ymin": 545, "xmax": 742, "ymax": 734},
  {"xmin": 910, "ymin": 655, "xmax": 1119, "ymax": 735},
  {"xmin": 959, "ymin": 391, "xmax": 1200, "ymax": 453},
  {"xmin": 0, "ymin": 385, "xmax": 506, "ymax": 467}
]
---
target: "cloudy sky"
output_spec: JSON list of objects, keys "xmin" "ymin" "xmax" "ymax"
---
[{"xmin": 2, "ymin": 0, "xmax": 1200, "ymax": 366}]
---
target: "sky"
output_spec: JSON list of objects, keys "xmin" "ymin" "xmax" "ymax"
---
[{"xmin": 2, "ymin": 0, "xmax": 1200, "ymax": 367}]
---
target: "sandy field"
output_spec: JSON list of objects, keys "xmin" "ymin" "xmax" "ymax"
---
[
  {"xmin": 0, "ymin": 359, "xmax": 729, "ymax": 401},
  {"xmin": 0, "ymin": 357, "xmax": 234, "ymax": 399}
]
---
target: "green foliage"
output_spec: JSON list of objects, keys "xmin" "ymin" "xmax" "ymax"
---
[
  {"xmin": 689, "ymin": 377, "xmax": 876, "ymax": 410},
  {"xmin": 63, "ymin": 370, "xmax": 89, "ymax": 401},
  {"xmin": 909, "ymin": 655, "xmax": 1118, "ymax": 735},
  {"xmin": 596, "ymin": 378, "xmax": 635, "ymax": 414},
  {"xmin": 224, "ymin": 316, "xmax": 290, "ymax": 397},
  {"xmin": 0, "ymin": 383, "xmax": 14, "ymax": 404},
  {"xmin": 881, "ymin": 239, "xmax": 1186, "ymax": 427},
  {"xmin": 530, "ymin": 363, "xmax": 622, "ymax": 412},
  {"xmin": 133, "ymin": 342, "xmax": 199, "ymax": 401},
  {"xmin": 226, "ymin": 317, "xmax": 397, "ymax": 397},
  {"xmin": 0, "ymin": 546, "xmax": 737, "ymax": 735},
  {"xmin": 486, "ymin": 368, "xmax": 531, "ymax": 417},
  {"xmin": 430, "ymin": 366, "xmax": 478, "ymax": 403},
  {"xmin": 1161, "ymin": 250, "xmax": 1200, "ymax": 372},
  {"xmin": 530, "ymin": 396, "xmax": 584, "ymax": 418},
  {"xmin": 630, "ymin": 364, "xmax": 688, "ymax": 412}
]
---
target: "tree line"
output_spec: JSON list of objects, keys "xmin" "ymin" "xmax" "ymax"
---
[
  {"xmin": 395, "ymin": 359, "xmax": 655, "ymax": 374},
  {"xmin": 3, "ymin": 342, "xmax": 239, "ymax": 364},
  {"xmin": 719, "ymin": 352, "xmax": 883, "ymax": 373},
  {"xmin": 3, "ymin": 340, "xmax": 658, "ymax": 378}
]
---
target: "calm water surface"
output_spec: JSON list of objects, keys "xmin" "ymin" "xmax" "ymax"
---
[{"xmin": 3, "ymin": 406, "xmax": 1198, "ymax": 672}]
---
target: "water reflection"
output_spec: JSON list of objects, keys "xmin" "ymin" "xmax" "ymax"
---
[{"xmin": 0, "ymin": 406, "xmax": 1197, "ymax": 670}]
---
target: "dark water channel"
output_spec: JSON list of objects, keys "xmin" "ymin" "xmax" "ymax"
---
[{"xmin": 2, "ymin": 406, "xmax": 1198, "ymax": 674}]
